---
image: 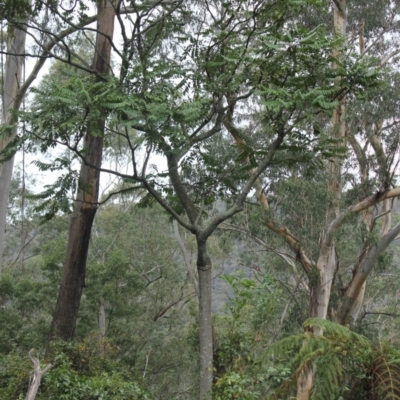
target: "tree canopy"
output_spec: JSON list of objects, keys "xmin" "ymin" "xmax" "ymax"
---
[{"xmin": 2, "ymin": 0, "xmax": 400, "ymax": 399}]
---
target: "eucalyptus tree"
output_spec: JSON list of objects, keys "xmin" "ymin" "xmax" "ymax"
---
[
  {"xmin": 0, "ymin": 6, "xmax": 27, "ymax": 271},
  {"xmin": 219, "ymin": 1, "xmax": 400, "ymax": 398},
  {"xmin": 45, "ymin": 0, "xmax": 118, "ymax": 353}
]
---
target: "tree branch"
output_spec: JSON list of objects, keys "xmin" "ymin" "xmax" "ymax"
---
[{"xmin": 324, "ymin": 187, "xmax": 400, "ymax": 248}]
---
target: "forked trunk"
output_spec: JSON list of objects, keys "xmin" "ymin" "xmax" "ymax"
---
[
  {"xmin": 25, "ymin": 351, "xmax": 52, "ymax": 400},
  {"xmin": 46, "ymin": 0, "xmax": 116, "ymax": 353},
  {"xmin": 336, "ymin": 216, "xmax": 400, "ymax": 326},
  {"xmin": 197, "ymin": 238, "xmax": 213, "ymax": 399}
]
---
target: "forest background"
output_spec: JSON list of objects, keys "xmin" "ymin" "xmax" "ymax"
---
[{"xmin": 2, "ymin": 0, "xmax": 400, "ymax": 399}]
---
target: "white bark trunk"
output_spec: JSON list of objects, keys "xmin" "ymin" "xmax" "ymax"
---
[
  {"xmin": 348, "ymin": 199, "xmax": 392, "ymax": 323},
  {"xmin": 350, "ymin": 281, "xmax": 365, "ymax": 322},
  {"xmin": 1, "ymin": 26, "xmax": 27, "ymax": 163},
  {"xmin": 0, "ymin": 157, "xmax": 14, "ymax": 270},
  {"xmin": 310, "ymin": 245, "xmax": 336, "ymax": 325},
  {"xmin": 297, "ymin": 246, "xmax": 336, "ymax": 400},
  {"xmin": 0, "ymin": 26, "xmax": 27, "ymax": 271},
  {"xmin": 25, "ymin": 350, "xmax": 52, "ymax": 400},
  {"xmin": 337, "ymin": 221, "xmax": 400, "ymax": 325}
]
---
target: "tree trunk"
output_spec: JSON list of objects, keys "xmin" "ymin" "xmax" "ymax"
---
[
  {"xmin": 197, "ymin": 238, "xmax": 213, "ymax": 400},
  {"xmin": 173, "ymin": 219, "xmax": 199, "ymax": 298},
  {"xmin": 0, "ymin": 158, "xmax": 14, "ymax": 270},
  {"xmin": 0, "ymin": 25, "xmax": 27, "ymax": 271},
  {"xmin": 46, "ymin": 0, "xmax": 115, "ymax": 353},
  {"xmin": 296, "ymin": 2, "xmax": 346, "ymax": 398},
  {"xmin": 297, "ymin": 366, "xmax": 314, "ymax": 400},
  {"xmin": 309, "ymin": 246, "xmax": 336, "ymax": 324},
  {"xmin": 25, "ymin": 350, "xmax": 52, "ymax": 400},
  {"xmin": 336, "ymin": 220, "xmax": 400, "ymax": 325},
  {"xmin": 98, "ymin": 299, "xmax": 106, "ymax": 356}
]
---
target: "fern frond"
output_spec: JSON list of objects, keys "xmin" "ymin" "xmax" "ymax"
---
[{"xmin": 371, "ymin": 345, "xmax": 400, "ymax": 400}]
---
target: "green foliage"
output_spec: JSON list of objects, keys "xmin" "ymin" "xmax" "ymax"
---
[
  {"xmin": 0, "ymin": 350, "xmax": 31, "ymax": 399},
  {"xmin": 0, "ymin": 0, "xmax": 31, "ymax": 20},
  {"xmin": 0, "ymin": 199, "xmax": 201, "ymax": 398},
  {"xmin": 2, "ymin": 1, "xmax": 399, "ymax": 400},
  {"xmin": 0, "ymin": 342, "xmax": 151, "ymax": 400},
  {"xmin": 213, "ymin": 271, "xmax": 288, "ymax": 398},
  {"xmin": 266, "ymin": 319, "xmax": 400, "ymax": 400},
  {"xmin": 40, "ymin": 342, "xmax": 151, "ymax": 400},
  {"xmin": 214, "ymin": 372, "xmax": 260, "ymax": 400}
]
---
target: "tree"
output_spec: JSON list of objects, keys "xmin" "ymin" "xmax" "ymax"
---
[
  {"xmin": 223, "ymin": 1, "xmax": 400, "ymax": 398},
  {"xmin": 46, "ymin": 0, "xmax": 117, "ymax": 351},
  {"xmin": 0, "ymin": 22, "xmax": 27, "ymax": 271}
]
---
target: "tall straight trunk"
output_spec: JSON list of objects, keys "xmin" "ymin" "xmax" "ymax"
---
[
  {"xmin": 0, "ymin": 25, "xmax": 27, "ymax": 271},
  {"xmin": 296, "ymin": 2, "xmax": 346, "ymax": 398},
  {"xmin": 97, "ymin": 299, "xmax": 106, "ymax": 356},
  {"xmin": 0, "ymin": 158, "xmax": 14, "ymax": 270},
  {"xmin": 197, "ymin": 238, "xmax": 213, "ymax": 400},
  {"xmin": 46, "ymin": 0, "xmax": 116, "ymax": 351}
]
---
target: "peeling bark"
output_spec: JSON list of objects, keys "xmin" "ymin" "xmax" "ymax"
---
[{"xmin": 309, "ymin": 245, "xmax": 336, "ymax": 324}]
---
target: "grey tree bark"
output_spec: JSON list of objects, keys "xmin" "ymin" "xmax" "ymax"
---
[
  {"xmin": 153, "ymin": 128, "xmax": 284, "ymax": 399},
  {"xmin": 173, "ymin": 219, "xmax": 199, "ymax": 298},
  {"xmin": 197, "ymin": 238, "xmax": 213, "ymax": 399}
]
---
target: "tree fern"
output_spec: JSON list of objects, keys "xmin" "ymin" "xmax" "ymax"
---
[
  {"xmin": 369, "ymin": 345, "xmax": 400, "ymax": 400},
  {"xmin": 266, "ymin": 319, "xmax": 400, "ymax": 399}
]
